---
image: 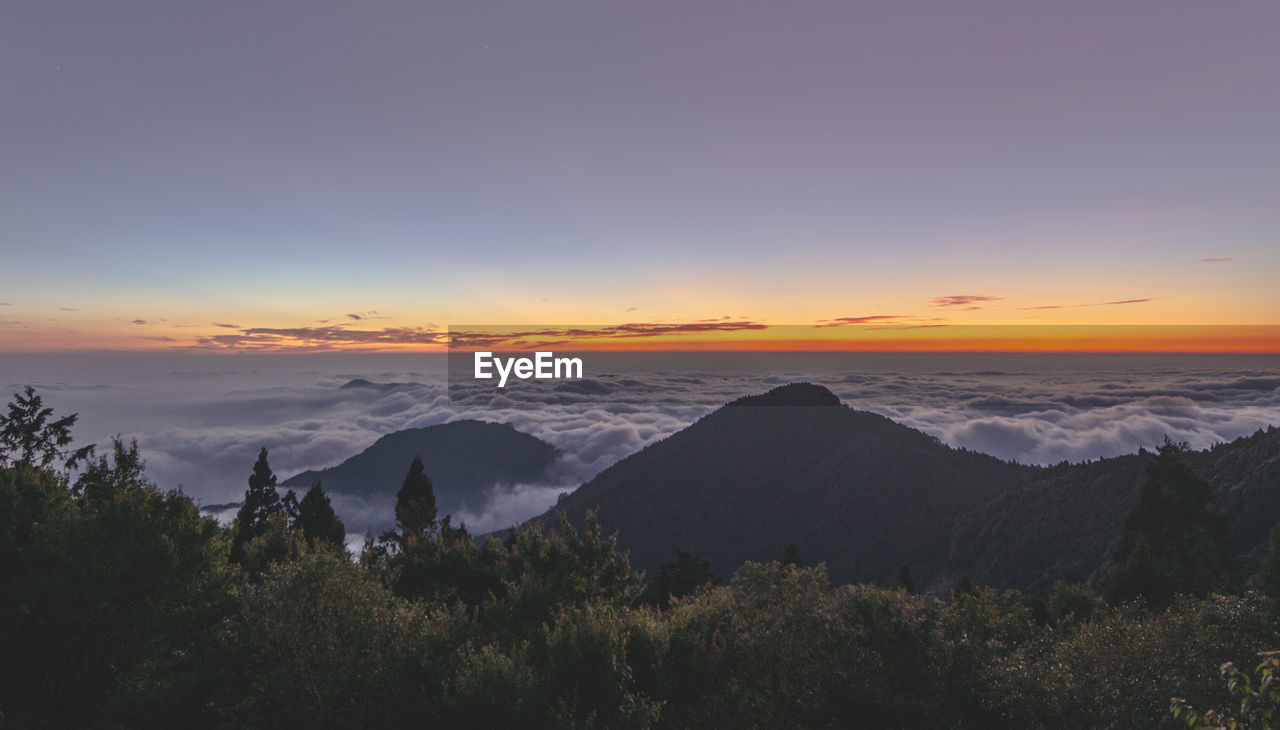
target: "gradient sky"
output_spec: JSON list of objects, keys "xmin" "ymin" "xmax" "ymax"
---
[{"xmin": 2, "ymin": 1, "xmax": 1278, "ymax": 352}]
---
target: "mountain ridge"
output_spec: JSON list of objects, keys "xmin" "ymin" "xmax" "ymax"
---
[
  {"xmin": 280, "ymin": 419, "xmax": 560, "ymax": 522},
  {"xmin": 534, "ymin": 383, "xmax": 1280, "ymax": 594}
]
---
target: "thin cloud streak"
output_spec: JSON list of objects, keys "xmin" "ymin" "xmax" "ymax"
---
[
  {"xmin": 816, "ymin": 315, "xmax": 907, "ymax": 327},
  {"xmin": 1021, "ymin": 298, "xmax": 1154, "ymax": 310},
  {"xmin": 194, "ymin": 325, "xmax": 449, "ymax": 351},
  {"xmin": 930, "ymin": 295, "xmax": 1003, "ymax": 308}
]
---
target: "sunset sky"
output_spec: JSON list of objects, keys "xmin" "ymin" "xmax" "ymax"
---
[{"xmin": 2, "ymin": 1, "xmax": 1277, "ymax": 353}]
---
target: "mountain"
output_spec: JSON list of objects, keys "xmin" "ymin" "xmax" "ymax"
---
[
  {"xmin": 339, "ymin": 378, "xmax": 416, "ymax": 391},
  {"xmin": 546, "ymin": 383, "xmax": 1035, "ymax": 590},
  {"xmin": 538, "ymin": 382, "xmax": 1280, "ymax": 595},
  {"xmin": 951, "ymin": 426, "xmax": 1280, "ymax": 592},
  {"xmin": 281, "ymin": 419, "xmax": 559, "ymax": 521}
]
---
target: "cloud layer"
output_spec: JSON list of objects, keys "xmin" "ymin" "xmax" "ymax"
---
[{"xmin": 4, "ymin": 351, "xmax": 1277, "ymax": 535}]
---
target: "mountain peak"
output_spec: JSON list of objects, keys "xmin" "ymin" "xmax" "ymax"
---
[
  {"xmin": 339, "ymin": 378, "xmax": 411, "ymax": 391},
  {"xmin": 548, "ymin": 382, "xmax": 1027, "ymax": 588},
  {"xmin": 728, "ymin": 382, "xmax": 841, "ymax": 407}
]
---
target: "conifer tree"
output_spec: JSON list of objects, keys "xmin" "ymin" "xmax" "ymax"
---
[
  {"xmin": 394, "ymin": 455, "xmax": 437, "ymax": 543},
  {"xmin": 1102, "ymin": 439, "xmax": 1232, "ymax": 608},
  {"xmin": 230, "ymin": 448, "xmax": 282, "ymax": 564},
  {"xmin": 0, "ymin": 386, "xmax": 94, "ymax": 470},
  {"xmin": 296, "ymin": 480, "xmax": 346, "ymax": 549}
]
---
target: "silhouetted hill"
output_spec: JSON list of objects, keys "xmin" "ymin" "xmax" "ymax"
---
[
  {"xmin": 339, "ymin": 378, "xmax": 416, "ymax": 391},
  {"xmin": 546, "ymin": 383, "xmax": 1034, "ymax": 590},
  {"xmin": 282, "ymin": 420, "xmax": 559, "ymax": 520},
  {"xmin": 951, "ymin": 426, "xmax": 1280, "ymax": 592},
  {"xmin": 537, "ymin": 382, "xmax": 1280, "ymax": 594}
]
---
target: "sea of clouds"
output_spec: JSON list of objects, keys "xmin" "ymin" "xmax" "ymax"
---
[{"xmin": 3, "ymin": 351, "xmax": 1277, "ymax": 537}]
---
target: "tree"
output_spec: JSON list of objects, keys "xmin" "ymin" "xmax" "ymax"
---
[
  {"xmin": 0, "ymin": 386, "xmax": 94, "ymax": 470},
  {"xmin": 637, "ymin": 548, "xmax": 721, "ymax": 608},
  {"xmin": 296, "ymin": 480, "xmax": 347, "ymax": 549},
  {"xmin": 74, "ymin": 437, "xmax": 146, "ymax": 500},
  {"xmin": 897, "ymin": 565, "xmax": 916, "ymax": 594},
  {"xmin": 394, "ymin": 456, "xmax": 437, "ymax": 542},
  {"xmin": 219, "ymin": 549, "xmax": 433, "ymax": 727},
  {"xmin": 1103, "ymin": 439, "xmax": 1232, "ymax": 609},
  {"xmin": 484, "ymin": 511, "xmax": 641, "ymax": 636},
  {"xmin": 1, "ymin": 438, "xmax": 231, "ymax": 725},
  {"xmin": 1255, "ymin": 520, "xmax": 1280, "ymax": 603},
  {"xmin": 231, "ymin": 448, "xmax": 283, "ymax": 565},
  {"xmin": 1172, "ymin": 652, "xmax": 1280, "ymax": 729},
  {"xmin": 782, "ymin": 544, "xmax": 804, "ymax": 568}
]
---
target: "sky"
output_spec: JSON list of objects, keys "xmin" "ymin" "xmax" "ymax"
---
[{"xmin": 2, "ymin": 1, "xmax": 1278, "ymax": 353}]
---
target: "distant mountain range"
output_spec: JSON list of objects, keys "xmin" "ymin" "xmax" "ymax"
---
[
  {"xmin": 540, "ymin": 383, "xmax": 1280, "ymax": 593},
  {"xmin": 208, "ymin": 381, "xmax": 1280, "ymax": 593},
  {"xmin": 338, "ymin": 378, "xmax": 417, "ymax": 392},
  {"xmin": 281, "ymin": 419, "xmax": 559, "ymax": 521}
]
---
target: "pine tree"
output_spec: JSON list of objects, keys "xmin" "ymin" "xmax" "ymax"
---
[
  {"xmin": 230, "ymin": 448, "xmax": 283, "ymax": 564},
  {"xmin": 1102, "ymin": 439, "xmax": 1232, "ymax": 608},
  {"xmin": 295, "ymin": 480, "xmax": 346, "ymax": 549},
  {"xmin": 0, "ymin": 386, "xmax": 94, "ymax": 470},
  {"xmin": 394, "ymin": 456, "xmax": 437, "ymax": 543}
]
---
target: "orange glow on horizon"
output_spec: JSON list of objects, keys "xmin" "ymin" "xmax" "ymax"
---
[
  {"xmin": 4, "ymin": 324, "xmax": 1277, "ymax": 354},
  {"xmin": 442, "ymin": 325, "xmax": 1280, "ymax": 354}
]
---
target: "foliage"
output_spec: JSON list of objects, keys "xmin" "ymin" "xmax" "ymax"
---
[
  {"xmin": 230, "ymin": 447, "xmax": 284, "ymax": 565},
  {"xmin": 395, "ymin": 455, "xmax": 437, "ymax": 542},
  {"xmin": 1103, "ymin": 440, "xmax": 1234, "ymax": 609},
  {"xmin": 295, "ymin": 479, "xmax": 347, "ymax": 549},
  {"xmin": 636, "ymin": 548, "xmax": 721, "ymax": 609},
  {"xmin": 1016, "ymin": 592, "xmax": 1277, "ymax": 729},
  {"xmin": 1172, "ymin": 652, "xmax": 1280, "ymax": 729},
  {"xmin": 0, "ymin": 385, "xmax": 94, "ymax": 469},
  {"xmin": 0, "ymin": 439, "xmax": 231, "ymax": 727},
  {"xmin": 1045, "ymin": 580, "xmax": 1102, "ymax": 625},
  {"xmin": 215, "ymin": 548, "xmax": 438, "ymax": 728},
  {"xmin": 1254, "ymin": 521, "xmax": 1280, "ymax": 602},
  {"xmin": 238, "ymin": 509, "xmax": 304, "ymax": 576}
]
